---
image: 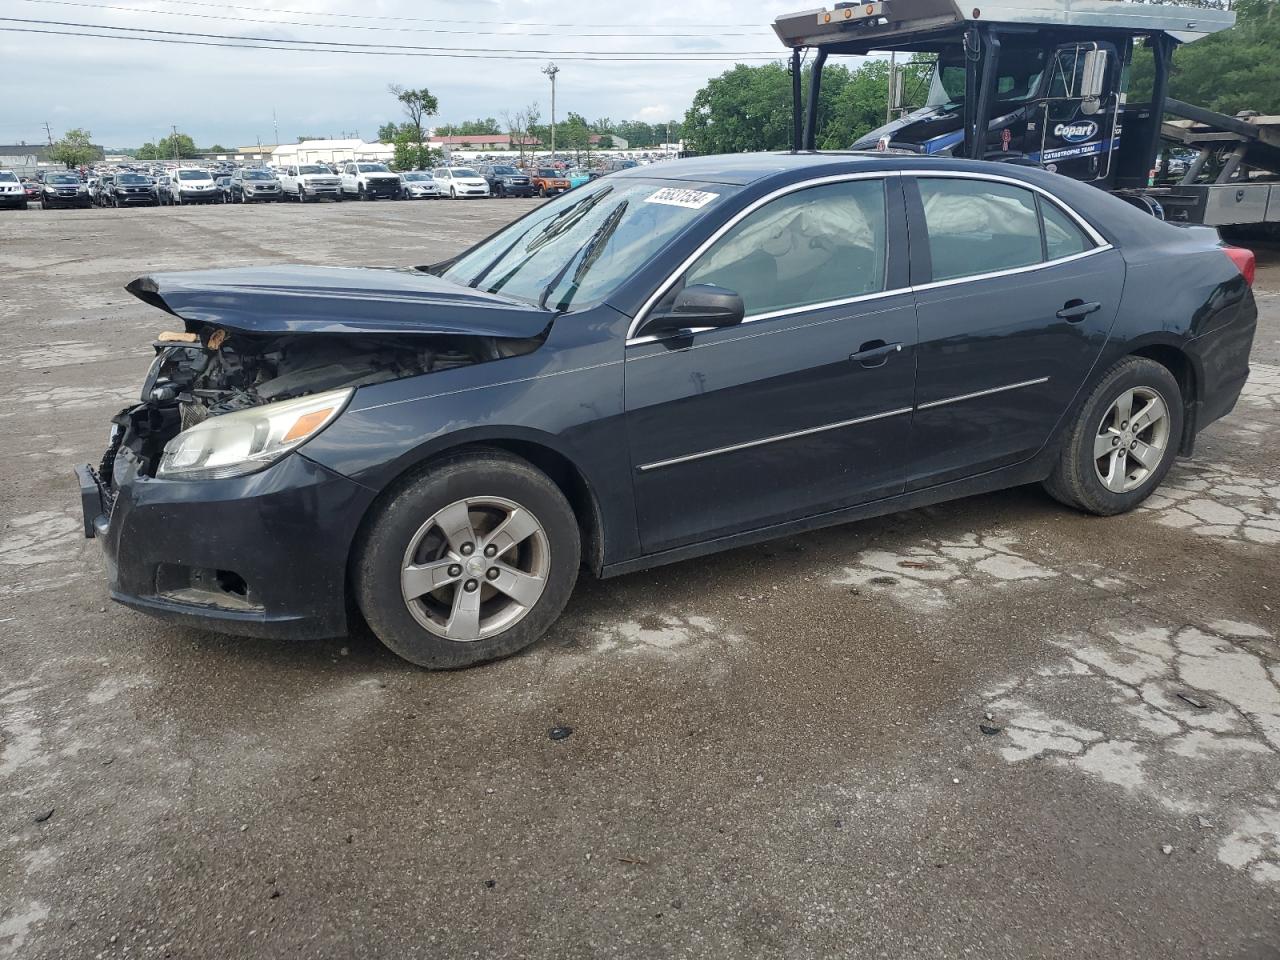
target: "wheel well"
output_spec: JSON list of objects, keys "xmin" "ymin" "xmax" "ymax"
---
[
  {"xmin": 1130, "ymin": 344, "xmax": 1198, "ymax": 454},
  {"xmin": 352, "ymin": 440, "xmax": 606, "ymax": 581}
]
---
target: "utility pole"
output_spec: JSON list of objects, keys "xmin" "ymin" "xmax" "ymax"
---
[
  {"xmin": 886, "ymin": 51, "xmax": 896, "ymax": 124},
  {"xmin": 273, "ymin": 108, "xmax": 279, "ymax": 146},
  {"xmin": 542, "ymin": 62, "xmax": 560, "ymax": 160},
  {"xmin": 171, "ymin": 124, "xmax": 179, "ymax": 161},
  {"xmin": 43, "ymin": 121, "xmax": 54, "ymax": 146}
]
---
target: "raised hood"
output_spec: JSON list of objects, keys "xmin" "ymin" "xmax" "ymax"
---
[{"xmin": 125, "ymin": 265, "xmax": 554, "ymax": 338}]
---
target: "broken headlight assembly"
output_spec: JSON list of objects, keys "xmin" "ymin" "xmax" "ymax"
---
[{"xmin": 156, "ymin": 387, "xmax": 352, "ymax": 481}]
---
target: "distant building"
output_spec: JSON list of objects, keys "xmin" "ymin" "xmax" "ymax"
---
[
  {"xmin": 0, "ymin": 140, "xmax": 103, "ymax": 175},
  {"xmin": 430, "ymin": 134, "xmax": 512, "ymax": 150},
  {"xmin": 271, "ymin": 138, "xmax": 394, "ymax": 166}
]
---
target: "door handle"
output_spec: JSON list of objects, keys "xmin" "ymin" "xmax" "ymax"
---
[
  {"xmin": 849, "ymin": 340, "xmax": 903, "ymax": 367},
  {"xmin": 1056, "ymin": 300, "xmax": 1102, "ymax": 322}
]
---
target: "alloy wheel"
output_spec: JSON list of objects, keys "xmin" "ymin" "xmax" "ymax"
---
[
  {"xmin": 399, "ymin": 496, "xmax": 550, "ymax": 642},
  {"xmin": 1093, "ymin": 386, "xmax": 1171, "ymax": 493}
]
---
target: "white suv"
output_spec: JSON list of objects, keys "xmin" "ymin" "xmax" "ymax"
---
[
  {"xmin": 0, "ymin": 170, "xmax": 28, "ymax": 209},
  {"xmin": 432, "ymin": 166, "xmax": 491, "ymax": 199},
  {"xmin": 340, "ymin": 161, "xmax": 401, "ymax": 200},
  {"xmin": 279, "ymin": 164, "xmax": 342, "ymax": 202}
]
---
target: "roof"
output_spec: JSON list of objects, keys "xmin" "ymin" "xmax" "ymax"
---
[
  {"xmin": 610, "ymin": 151, "xmax": 894, "ymax": 185},
  {"xmin": 431, "ymin": 134, "xmax": 510, "ymax": 145},
  {"xmin": 773, "ymin": 0, "xmax": 1235, "ymax": 53}
]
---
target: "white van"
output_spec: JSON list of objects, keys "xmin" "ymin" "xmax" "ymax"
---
[{"xmin": 167, "ymin": 168, "xmax": 219, "ymax": 205}]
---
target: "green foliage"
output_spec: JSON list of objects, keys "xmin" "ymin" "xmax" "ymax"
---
[
  {"xmin": 155, "ymin": 131, "xmax": 197, "ymax": 160},
  {"xmin": 1128, "ymin": 0, "xmax": 1280, "ymax": 114},
  {"xmin": 48, "ymin": 128, "xmax": 101, "ymax": 168},
  {"xmin": 377, "ymin": 122, "xmax": 400, "ymax": 142},
  {"xmin": 391, "ymin": 129, "xmax": 438, "ymax": 171},
  {"xmin": 207, "ymin": 143, "xmax": 228, "ymax": 154},
  {"xmin": 682, "ymin": 58, "xmax": 931, "ymax": 155},
  {"xmin": 435, "ymin": 118, "xmax": 502, "ymax": 136}
]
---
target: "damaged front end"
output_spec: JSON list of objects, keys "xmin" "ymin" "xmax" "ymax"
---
[
  {"xmin": 76, "ymin": 264, "xmax": 552, "ymax": 637},
  {"xmin": 98, "ymin": 325, "xmax": 539, "ymax": 485}
]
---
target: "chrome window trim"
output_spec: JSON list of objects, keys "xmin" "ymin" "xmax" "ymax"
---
[
  {"xmin": 626, "ymin": 167, "xmax": 1113, "ymax": 346},
  {"xmin": 904, "ymin": 168, "xmax": 1109, "ymax": 247},
  {"xmin": 626, "ymin": 170, "xmax": 900, "ymax": 345},
  {"xmin": 637, "ymin": 406, "xmax": 914, "ymax": 472},
  {"xmin": 910, "ymin": 244, "xmax": 1112, "ymax": 294},
  {"xmin": 917, "ymin": 376, "xmax": 1051, "ymax": 410}
]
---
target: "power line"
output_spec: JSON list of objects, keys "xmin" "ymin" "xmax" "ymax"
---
[
  {"xmin": 20, "ymin": 0, "xmax": 763, "ymax": 29},
  {"xmin": 16, "ymin": 0, "xmax": 776, "ymax": 38},
  {"xmin": 0, "ymin": 25, "xmax": 781, "ymax": 61},
  {"xmin": 0, "ymin": 16, "xmax": 780, "ymax": 55}
]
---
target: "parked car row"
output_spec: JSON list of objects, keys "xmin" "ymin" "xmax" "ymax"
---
[{"xmin": 3, "ymin": 159, "xmax": 615, "ymax": 212}]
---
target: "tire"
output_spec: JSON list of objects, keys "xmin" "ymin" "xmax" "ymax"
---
[
  {"xmin": 354, "ymin": 449, "xmax": 581, "ymax": 669},
  {"xmin": 450, "ymin": 186, "xmax": 457, "ymax": 200},
  {"xmin": 1043, "ymin": 356, "xmax": 1184, "ymax": 516}
]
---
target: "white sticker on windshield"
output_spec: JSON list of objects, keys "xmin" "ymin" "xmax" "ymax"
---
[{"xmin": 644, "ymin": 187, "xmax": 719, "ymax": 209}]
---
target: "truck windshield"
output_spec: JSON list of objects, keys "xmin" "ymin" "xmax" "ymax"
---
[
  {"xmin": 442, "ymin": 179, "xmax": 737, "ymax": 312},
  {"xmin": 926, "ymin": 47, "xmax": 1048, "ymax": 107},
  {"xmin": 298, "ymin": 165, "xmax": 328, "ymax": 174}
]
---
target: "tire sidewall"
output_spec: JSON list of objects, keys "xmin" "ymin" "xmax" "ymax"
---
[
  {"xmin": 356, "ymin": 453, "xmax": 581, "ymax": 669},
  {"xmin": 1071, "ymin": 359, "xmax": 1184, "ymax": 513}
]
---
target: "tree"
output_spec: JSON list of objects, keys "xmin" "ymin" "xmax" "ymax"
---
[
  {"xmin": 207, "ymin": 143, "xmax": 228, "ymax": 154},
  {"xmin": 138, "ymin": 141, "xmax": 159, "ymax": 160},
  {"xmin": 391, "ymin": 127, "xmax": 438, "ymax": 171},
  {"xmin": 48, "ymin": 128, "xmax": 100, "ymax": 169},
  {"xmin": 436, "ymin": 117, "xmax": 502, "ymax": 137},
  {"xmin": 563, "ymin": 112, "xmax": 592, "ymax": 164},
  {"xmin": 680, "ymin": 58, "xmax": 927, "ymax": 155},
  {"xmin": 1129, "ymin": 0, "xmax": 1280, "ymax": 114},
  {"xmin": 388, "ymin": 84, "xmax": 440, "ymax": 157},
  {"xmin": 156, "ymin": 131, "xmax": 198, "ymax": 159},
  {"xmin": 377, "ymin": 122, "xmax": 400, "ymax": 143}
]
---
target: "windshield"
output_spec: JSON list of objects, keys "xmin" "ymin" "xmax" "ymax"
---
[
  {"xmin": 536, "ymin": 168, "xmax": 560, "ymax": 177},
  {"xmin": 449, "ymin": 168, "xmax": 479, "ymax": 178},
  {"xmin": 442, "ymin": 179, "xmax": 736, "ymax": 312},
  {"xmin": 927, "ymin": 47, "xmax": 1048, "ymax": 107},
  {"xmin": 0, "ymin": 172, "xmax": 17, "ymax": 183},
  {"xmin": 46, "ymin": 173, "xmax": 79, "ymax": 184},
  {"xmin": 492, "ymin": 166, "xmax": 517, "ymax": 175},
  {"xmin": 242, "ymin": 169, "xmax": 273, "ymax": 180},
  {"xmin": 117, "ymin": 174, "xmax": 148, "ymax": 184},
  {"xmin": 357, "ymin": 163, "xmax": 389, "ymax": 172},
  {"xmin": 178, "ymin": 170, "xmax": 212, "ymax": 181},
  {"xmin": 298, "ymin": 165, "xmax": 328, "ymax": 174},
  {"xmin": 403, "ymin": 172, "xmax": 431, "ymax": 181}
]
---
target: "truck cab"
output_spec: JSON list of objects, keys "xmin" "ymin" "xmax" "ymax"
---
[{"xmin": 772, "ymin": 0, "xmax": 1280, "ymax": 227}]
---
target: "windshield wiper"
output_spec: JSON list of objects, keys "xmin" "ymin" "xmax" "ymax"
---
[{"xmin": 538, "ymin": 199, "xmax": 628, "ymax": 311}]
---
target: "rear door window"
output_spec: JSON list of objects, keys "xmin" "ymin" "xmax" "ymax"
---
[{"xmin": 917, "ymin": 179, "xmax": 1043, "ymax": 281}]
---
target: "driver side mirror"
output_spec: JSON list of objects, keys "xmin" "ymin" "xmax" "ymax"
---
[
  {"xmin": 1080, "ymin": 49, "xmax": 1108, "ymax": 113},
  {"xmin": 642, "ymin": 284, "xmax": 745, "ymax": 336}
]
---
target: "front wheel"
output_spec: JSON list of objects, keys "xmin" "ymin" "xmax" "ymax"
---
[
  {"xmin": 1043, "ymin": 356, "xmax": 1183, "ymax": 516},
  {"xmin": 354, "ymin": 450, "xmax": 581, "ymax": 669}
]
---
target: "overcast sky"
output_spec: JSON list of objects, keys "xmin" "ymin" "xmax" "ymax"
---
[{"xmin": 0, "ymin": 0, "xmax": 795, "ymax": 148}]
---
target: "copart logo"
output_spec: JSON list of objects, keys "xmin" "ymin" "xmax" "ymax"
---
[{"xmin": 1054, "ymin": 121, "xmax": 1099, "ymax": 143}]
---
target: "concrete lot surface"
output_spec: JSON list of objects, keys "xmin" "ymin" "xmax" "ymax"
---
[{"xmin": 1, "ymin": 199, "xmax": 1279, "ymax": 959}]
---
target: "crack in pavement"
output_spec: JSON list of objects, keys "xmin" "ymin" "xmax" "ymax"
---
[{"xmin": 981, "ymin": 617, "xmax": 1280, "ymax": 887}]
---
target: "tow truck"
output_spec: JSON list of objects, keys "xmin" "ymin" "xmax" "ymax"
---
[{"xmin": 773, "ymin": 0, "xmax": 1280, "ymax": 227}]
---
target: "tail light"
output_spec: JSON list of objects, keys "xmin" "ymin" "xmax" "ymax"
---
[{"xmin": 1222, "ymin": 245, "xmax": 1255, "ymax": 287}]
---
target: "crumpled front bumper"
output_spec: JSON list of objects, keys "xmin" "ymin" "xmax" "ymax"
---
[{"xmin": 76, "ymin": 451, "xmax": 378, "ymax": 640}]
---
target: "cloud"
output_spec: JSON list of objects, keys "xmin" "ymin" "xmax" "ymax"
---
[{"xmin": 0, "ymin": 0, "xmax": 782, "ymax": 146}]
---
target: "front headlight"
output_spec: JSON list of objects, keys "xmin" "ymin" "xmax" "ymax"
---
[{"xmin": 156, "ymin": 388, "xmax": 352, "ymax": 481}]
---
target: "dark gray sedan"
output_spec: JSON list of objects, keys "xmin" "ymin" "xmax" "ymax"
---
[{"xmin": 78, "ymin": 153, "xmax": 1257, "ymax": 668}]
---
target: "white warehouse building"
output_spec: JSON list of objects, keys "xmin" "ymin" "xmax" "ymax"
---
[{"xmin": 271, "ymin": 138, "xmax": 395, "ymax": 166}]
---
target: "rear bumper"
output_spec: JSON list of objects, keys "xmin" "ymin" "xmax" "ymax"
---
[{"xmin": 77, "ymin": 452, "xmax": 378, "ymax": 641}]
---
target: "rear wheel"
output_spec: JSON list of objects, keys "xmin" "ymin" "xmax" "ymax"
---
[
  {"xmin": 1043, "ymin": 356, "xmax": 1183, "ymax": 516},
  {"xmin": 355, "ymin": 450, "xmax": 580, "ymax": 669}
]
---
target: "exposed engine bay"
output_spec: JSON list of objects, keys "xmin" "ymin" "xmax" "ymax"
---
[{"xmin": 101, "ymin": 326, "xmax": 541, "ymax": 484}]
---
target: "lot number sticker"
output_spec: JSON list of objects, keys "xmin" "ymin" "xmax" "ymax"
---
[{"xmin": 645, "ymin": 188, "xmax": 719, "ymax": 209}]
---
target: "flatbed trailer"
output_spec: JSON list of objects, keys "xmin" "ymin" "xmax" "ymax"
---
[{"xmin": 773, "ymin": 0, "xmax": 1280, "ymax": 227}]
